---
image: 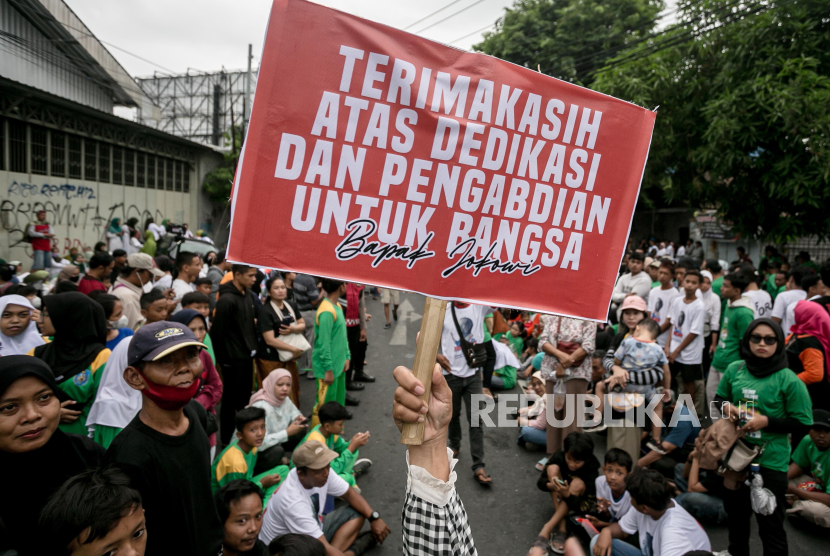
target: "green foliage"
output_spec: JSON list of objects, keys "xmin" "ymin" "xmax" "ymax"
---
[
  {"xmin": 593, "ymin": 0, "xmax": 830, "ymax": 241},
  {"xmin": 474, "ymin": 0, "xmax": 664, "ymax": 85},
  {"xmin": 202, "ymin": 126, "xmax": 243, "ymax": 205}
]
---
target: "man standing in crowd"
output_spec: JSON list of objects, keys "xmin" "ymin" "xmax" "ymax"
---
[
  {"xmin": 438, "ymin": 301, "xmax": 493, "ymax": 485},
  {"xmin": 772, "ymin": 266, "xmax": 809, "ymax": 335},
  {"xmin": 783, "ymin": 272, "xmax": 825, "ymax": 335},
  {"xmin": 705, "ymin": 272, "xmax": 754, "ymax": 415},
  {"xmin": 380, "ymin": 288, "xmax": 400, "ymax": 330},
  {"xmin": 27, "ymin": 209, "xmax": 54, "ymax": 271},
  {"xmin": 106, "ymin": 321, "xmax": 223, "ymax": 556},
  {"xmin": 212, "ymin": 264, "xmax": 259, "ymax": 445},
  {"xmin": 310, "ymin": 279, "xmax": 352, "ymax": 426},
  {"xmin": 111, "ymin": 253, "xmax": 164, "ymax": 330},
  {"xmin": 172, "ymin": 251, "xmax": 202, "ymax": 313},
  {"xmin": 109, "ymin": 249, "xmax": 128, "ymax": 285},
  {"xmin": 650, "ymin": 261, "xmax": 681, "ymax": 349},
  {"xmin": 704, "ymin": 258, "xmax": 724, "ymax": 297},
  {"xmin": 743, "ymin": 268, "xmax": 773, "ymax": 319},
  {"xmin": 611, "ymin": 252, "xmax": 651, "ymax": 319},
  {"xmin": 207, "ymin": 250, "xmax": 232, "ymax": 312},
  {"xmin": 293, "ymin": 273, "xmax": 323, "ymax": 378},
  {"xmin": 77, "ymin": 252, "xmax": 114, "ymax": 295}
]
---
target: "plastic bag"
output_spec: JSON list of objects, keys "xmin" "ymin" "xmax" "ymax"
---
[
  {"xmin": 554, "ymin": 378, "xmax": 566, "ymax": 412},
  {"xmin": 749, "ymin": 464, "xmax": 777, "ymax": 515}
]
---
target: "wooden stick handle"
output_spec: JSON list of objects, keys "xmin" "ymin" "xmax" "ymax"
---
[{"xmin": 400, "ymin": 297, "xmax": 447, "ymax": 445}]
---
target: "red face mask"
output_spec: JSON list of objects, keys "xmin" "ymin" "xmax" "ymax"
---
[{"xmin": 139, "ymin": 371, "xmax": 201, "ymax": 410}]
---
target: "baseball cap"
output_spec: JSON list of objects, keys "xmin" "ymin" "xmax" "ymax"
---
[
  {"xmin": 127, "ymin": 253, "xmax": 164, "ymax": 277},
  {"xmin": 127, "ymin": 321, "xmax": 206, "ymax": 368},
  {"xmin": 292, "ymin": 440, "xmax": 338, "ymax": 469},
  {"xmin": 812, "ymin": 409, "xmax": 830, "ymax": 430},
  {"xmin": 620, "ymin": 295, "xmax": 647, "ymax": 313},
  {"xmin": 8, "ymin": 260, "xmax": 21, "ymax": 267},
  {"xmin": 648, "ymin": 259, "xmax": 661, "ymax": 269}
]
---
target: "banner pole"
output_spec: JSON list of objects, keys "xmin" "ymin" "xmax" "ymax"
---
[{"xmin": 400, "ymin": 296, "xmax": 448, "ymax": 445}]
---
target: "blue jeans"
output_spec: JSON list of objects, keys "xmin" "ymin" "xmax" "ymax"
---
[
  {"xmin": 490, "ymin": 375, "xmax": 505, "ymax": 390},
  {"xmin": 32, "ymin": 249, "xmax": 51, "ymax": 270},
  {"xmin": 674, "ymin": 463, "xmax": 727, "ymax": 524},
  {"xmin": 590, "ymin": 536, "xmax": 643, "ymax": 556},
  {"xmin": 517, "ymin": 426, "xmax": 546, "ymax": 446}
]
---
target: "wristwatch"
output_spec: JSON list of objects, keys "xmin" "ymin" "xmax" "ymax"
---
[{"xmin": 368, "ymin": 511, "xmax": 380, "ymax": 522}]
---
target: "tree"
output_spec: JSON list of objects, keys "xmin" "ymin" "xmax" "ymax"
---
[
  {"xmin": 202, "ymin": 126, "xmax": 243, "ymax": 207},
  {"xmin": 593, "ymin": 0, "xmax": 830, "ymax": 241},
  {"xmin": 474, "ymin": 0, "xmax": 664, "ymax": 86}
]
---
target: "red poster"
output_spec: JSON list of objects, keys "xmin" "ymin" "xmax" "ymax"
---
[{"xmin": 228, "ymin": 0, "xmax": 655, "ymax": 321}]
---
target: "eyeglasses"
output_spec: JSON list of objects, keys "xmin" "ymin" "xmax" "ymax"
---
[{"xmin": 749, "ymin": 334, "xmax": 777, "ymax": 346}]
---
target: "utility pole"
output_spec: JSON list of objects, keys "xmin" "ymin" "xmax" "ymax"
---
[{"xmin": 244, "ymin": 43, "xmax": 252, "ymax": 138}]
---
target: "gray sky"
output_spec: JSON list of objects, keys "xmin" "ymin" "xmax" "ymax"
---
[{"xmin": 65, "ymin": 0, "xmax": 679, "ymax": 79}]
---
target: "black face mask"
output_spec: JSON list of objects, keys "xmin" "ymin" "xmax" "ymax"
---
[{"xmin": 69, "ymin": 275, "xmax": 80, "ymax": 283}]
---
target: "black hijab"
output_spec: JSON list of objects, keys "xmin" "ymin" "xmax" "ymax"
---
[
  {"xmin": 33, "ymin": 292, "xmax": 107, "ymax": 383},
  {"xmin": 740, "ymin": 318, "xmax": 789, "ymax": 378},
  {"xmin": 0, "ymin": 356, "xmax": 104, "ymax": 555}
]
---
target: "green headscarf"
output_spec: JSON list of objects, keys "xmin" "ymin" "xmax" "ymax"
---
[
  {"xmin": 107, "ymin": 218, "xmax": 121, "ymax": 234},
  {"xmin": 140, "ymin": 229, "xmax": 157, "ymax": 256}
]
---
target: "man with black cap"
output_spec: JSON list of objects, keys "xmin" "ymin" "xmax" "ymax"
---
[
  {"xmin": 259, "ymin": 439, "xmax": 389, "ymax": 555},
  {"xmin": 787, "ymin": 408, "xmax": 830, "ymax": 528},
  {"xmin": 106, "ymin": 321, "xmax": 223, "ymax": 556}
]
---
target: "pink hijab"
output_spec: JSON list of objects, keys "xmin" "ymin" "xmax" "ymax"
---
[
  {"xmin": 790, "ymin": 300, "xmax": 830, "ymax": 373},
  {"xmin": 249, "ymin": 369, "xmax": 292, "ymax": 407}
]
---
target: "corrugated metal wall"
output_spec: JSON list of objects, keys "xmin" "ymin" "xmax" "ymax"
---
[{"xmin": 0, "ymin": 0, "xmax": 113, "ymax": 112}]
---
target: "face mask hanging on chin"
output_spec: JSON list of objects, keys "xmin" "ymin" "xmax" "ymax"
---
[
  {"xmin": 139, "ymin": 371, "xmax": 201, "ymax": 410},
  {"xmin": 108, "ymin": 315, "xmax": 129, "ymax": 330}
]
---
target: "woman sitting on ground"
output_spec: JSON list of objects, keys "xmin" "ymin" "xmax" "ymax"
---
[{"xmin": 248, "ymin": 369, "xmax": 308, "ymax": 475}]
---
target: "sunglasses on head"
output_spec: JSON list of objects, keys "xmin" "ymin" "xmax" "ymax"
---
[{"xmin": 749, "ymin": 334, "xmax": 777, "ymax": 345}]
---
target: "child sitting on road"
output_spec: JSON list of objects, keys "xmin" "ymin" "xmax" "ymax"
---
[
  {"xmin": 211, "ymin": 406, "xmax": 289, "ymax": 505},
  {"xmin": 588, "ymin": 448, "xmax": 633, "ymax": 531},
  {"xmin": 535, "ymin": 432, "xmax": 600, "ymax": 554},
  {"xmin": 291, "ymin": 401, "xmax": 371, "ymax": 487},
  {"xmin": 588, "ymin": 318, "xmax": 671, "ymax": 444},
  {"xmin": 517, "ymin": 371, "xmax": 547, "ymax": 449}
]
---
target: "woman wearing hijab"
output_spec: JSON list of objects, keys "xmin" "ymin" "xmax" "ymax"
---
[
  {"xmin": 714, "ymin": 318, "xmax": 813, "ymax": 556},
  {"xmin": 171, "ymin": 309, "xmax": 223, "ymax": 451},
  {"xmin": 248, "ymin": 369, "xmax": 306, "ymax": 475},
  {"xmin": 140, "ymin": 228, "xmax": 157, "ymax": 257},
  {"xmin": 0, "ymin": 295, "xmax": 45, "ymax": 356},
  {"xmin": 106, "ymin": 217, "xmax": 124, "ymax": 252},
  {"xmin": 29, "ymin": 292, "xmax": 111, "ymax": 436},
  {"xmin": 786, "ymin": 300, "xmax": 830, "ymax": 411},
  {"xmin": 0, "ymin": 355, "xmax": 104, "ymax": 555}
]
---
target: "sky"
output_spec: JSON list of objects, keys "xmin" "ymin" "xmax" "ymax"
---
[{"xmin": 65, "ymin": 0, "xmax": 680, "ymax": 79}]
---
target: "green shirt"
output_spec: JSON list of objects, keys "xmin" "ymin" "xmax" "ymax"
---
[
  {"xmin": 312, "ymin": 299, "xmax": 351, "ymax": 379},
  {"xmin": 211, "ymin": 443, "xmax": 257, "ymax": 492},
  {"xmin": 792, "ymin": 435, "xmax": 830, "ymax": 493},
  {"xmin": 712, "ymin": 276, "xmax": 724, "ymax": 298},
  {"xmin": 716, "ymin": 361, "xmax": 813, "ymax": 472},
  {"xmin": 495, "ymin": 365, "xmax": 517, "ymax": 389},
  {"xmin": 483, "ymin": 312, "xmax": 493, "ymax": 342},
  {"xmin": 711, "ymin": 302, "xmax": 754, "ymax": 372},
  {"xmin": 54, "ymin": 350, "xmax": 109, "ymax": 436},
  {"xmin": 204, "ymin": 333, "xmax": 216, "ymax": 365},
  {"xmin": 293, "ymin": 424, "xmax": 358, "ymax": 486},
  {"xmin": 651, "ymin": 280, "xmax": 660, "ymax": 289}
]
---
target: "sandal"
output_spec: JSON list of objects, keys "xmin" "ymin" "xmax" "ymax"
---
[
  {"xmin": 473, "ymin": 468, "xmax": 492, "ymax": 486},
  {"xmin": 549, "ymin": 531, "xmax": 566, "ymax": 554}
]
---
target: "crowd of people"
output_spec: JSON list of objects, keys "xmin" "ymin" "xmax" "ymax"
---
[{"xmin": 3, "ymin": 225, "xmax": 830, "ymax": 556}]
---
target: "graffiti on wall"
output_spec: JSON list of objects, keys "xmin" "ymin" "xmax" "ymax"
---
[{"xmin": 2, "ymin": 180, "xmax": 171, "ymax": 258}]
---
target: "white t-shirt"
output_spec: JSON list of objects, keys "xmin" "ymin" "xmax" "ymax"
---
[
  {"xmin": 595, "ymin": 475, "xmax": 631, "ymax": 521},
  {"xmin": 171, "ymin": 278, "xmax": 195, "ymax": 313},
  {"xmin": 668, "ymin": 297, "xmax": 704, "ymax": 364},
  {"xmin": 440, "ymin": 304, "xmax": 492, "ymax": 378},
  {"xmin": 784, "ymin": 294, "xmax": 821, "ymax": 336},
  {"xmin": 772, "ymin": 289, "xmax": 807, "ymax": 335},
  {"xmin": 648, "ymin": 286, "xmax": 681, "ymax": 347},
  {"xmin": 618, "ymin": 502, "xmax": 711, "ymax": 556},
  {"xmin": 259, "ymin": 467, "xmax": 350, "ymax": 544},
  {"xmin": 745, "ymin": 288, "xmax": 773, "ymax": 319}
]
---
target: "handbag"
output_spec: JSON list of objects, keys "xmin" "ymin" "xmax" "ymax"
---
[
  {"xmin": 271, "ymin": 301, "xmax": 311, "ymax": 361},
  {"xmin": 557, "ymin": 340, "xmax": 587, "ymax": 366},
  {"xmin": 451, "ymin": 304, "xmax": 489, "ymax": 368},
  {"xmin": 718, "ymin": 437, "xmax": 763, "ymax": 488}
]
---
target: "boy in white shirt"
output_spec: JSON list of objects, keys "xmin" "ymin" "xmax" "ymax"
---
[
  {"xmin": 588, "ymin": 449, "xmax": 633, "ymax": 531},
  {"xmin": 665, "ymin": 269, "xmax": 705, "ymax": 417},
  {"xmin": 592, "ymin": 468, "xmax": 711, "ymax": 556},
  {"xmin": 649, "ymin": 261, "xmax": 681, "ymax": 348}
]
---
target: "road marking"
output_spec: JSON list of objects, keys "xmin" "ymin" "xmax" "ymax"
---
[{"xmin": 389, "ymin": 297, "xmax": 422, "ymax": 346}]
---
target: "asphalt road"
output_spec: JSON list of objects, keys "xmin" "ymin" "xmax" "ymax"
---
[{"xmin": 298, "ymin": 291, "xmax": 830, "ymax": 555}]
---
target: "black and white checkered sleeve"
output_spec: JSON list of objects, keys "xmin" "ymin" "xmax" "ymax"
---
[{"xmin": 402, "ymin": 488, "xmax": 477, "ymax": 556}]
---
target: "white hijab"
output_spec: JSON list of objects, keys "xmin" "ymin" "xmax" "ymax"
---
[
  {"xmin": 86, "ymin": 336, "xmax": 141, "ymax": 429},
  {"xmin": 0, "ymin": 295, "xmax": 45, "ymax": 356}
]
